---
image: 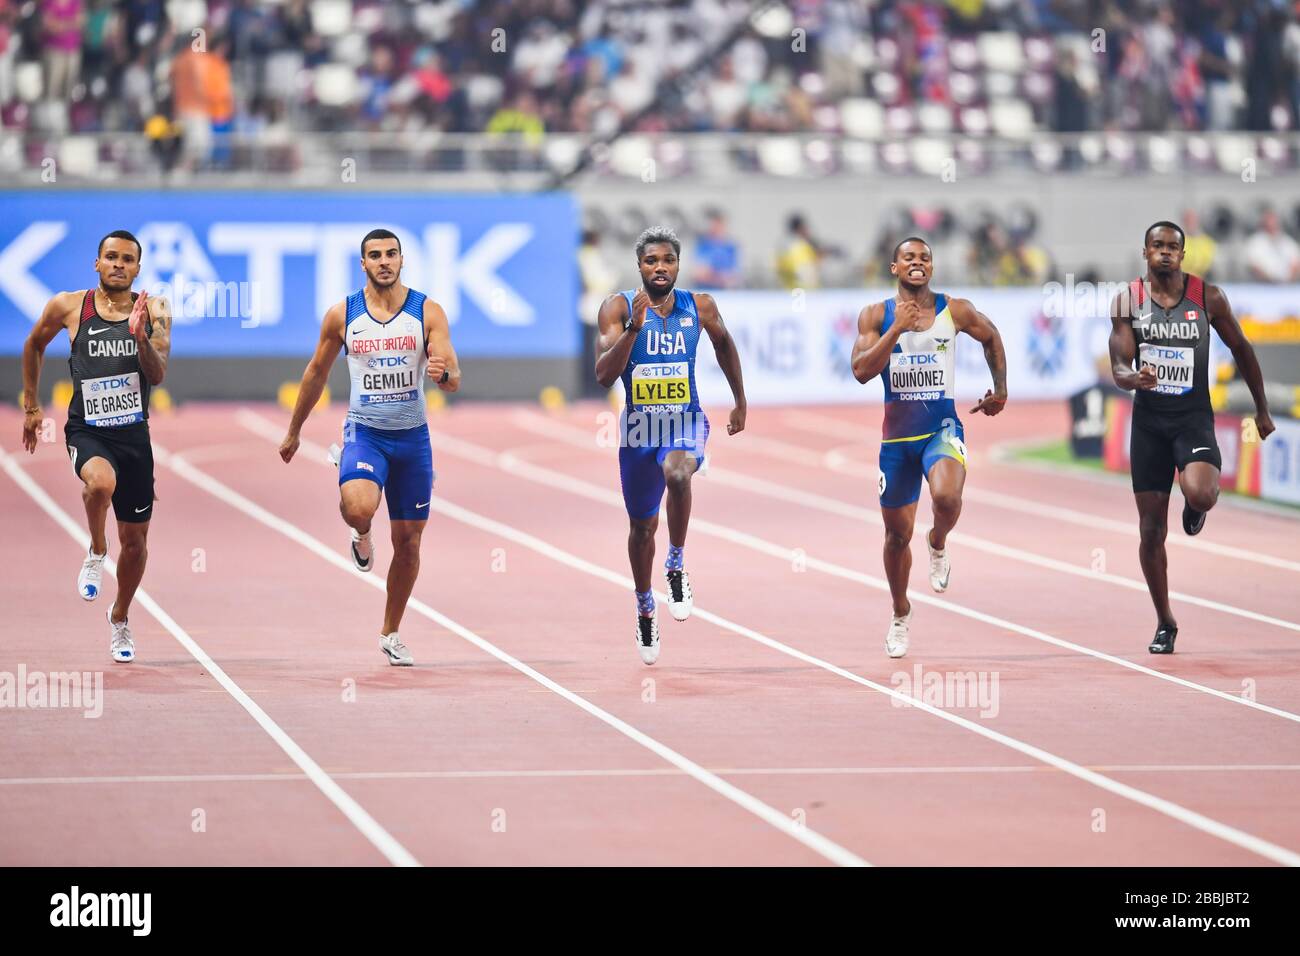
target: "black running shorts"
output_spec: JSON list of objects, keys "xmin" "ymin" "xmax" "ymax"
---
[
  {"xmin": 65, "ymin": 422, "xmax": 156, "ymax": 523},
  {"xmin": 1129, "ymin": 404, "xmax": 1222, "ymax": 494}
]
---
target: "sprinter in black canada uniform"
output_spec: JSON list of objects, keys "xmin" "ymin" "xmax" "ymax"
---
[
  {"xmin": 21, "ymin": 231, "xmax": 173, "ymax": 663},
  {"xmin": 1109, "ymin": 221, "xmax": 1274, "ymax": 654}
]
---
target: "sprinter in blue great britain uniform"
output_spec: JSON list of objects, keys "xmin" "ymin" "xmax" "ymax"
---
[
  {"xmin": 851, "ymin": 237, "xmax": 1007, "ymax": 659},
  {"xmin": 21, "ymin": 230, "xmax": 173, "ymax": 664},
  {"xmin": 595, "ymin": 227, "xmax": 747, "ymax": 665},
  {"xmin": 1109, "ymin": 221, "xmax": 1274, "ymax": 655},
  {"xmin": 280, "ymin": 228, "xmax": 461, "ymax": 666}
]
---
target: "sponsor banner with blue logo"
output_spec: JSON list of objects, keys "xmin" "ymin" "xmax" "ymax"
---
[
  {"xmin": 1260, "ymin": 417, "xmax": 1300, "ymax": 505},
  {"xmin": 694, "ymin": 285, "xmax": 1296, "ymax": 406},
  {"xmin": 0, "ymin": 192, "xmax": 579, "ymax": 358}
]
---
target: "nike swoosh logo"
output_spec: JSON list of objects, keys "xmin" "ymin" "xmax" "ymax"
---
[
  {"xmin": 1192, "ymin": 447, "xmax": 1210, "ymax": 453},
  {"xmin": 134, "ymin": 506, "xmax": 151, "ymax": 513},
  {"xmin": 1135, "ymin": 312, "xmax": 1153, "ymax": 322},
  {"xmin": 415, "ymin": 501, "xmax": 430, "ymax": 509},
  {"xmin": 87, "ymin": 327, "xmax": 110, "ymax": 335}
]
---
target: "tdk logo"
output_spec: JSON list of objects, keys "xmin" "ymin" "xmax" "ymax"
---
[
  {"xmin": 367, "ymin": 355, "xmax": 410, "ymax": 369},
  {"xmin": 49, "ymin": 886, "xmax": 151, "ymax": 936},
  {"xmin": 89, "ymin": 377, "xmax": 133, "ymax": 392}
]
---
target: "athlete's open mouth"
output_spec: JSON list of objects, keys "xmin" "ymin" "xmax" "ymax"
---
[{"xmin": 908, "ymin": 269, "xmax": 925, "ymax": 278}]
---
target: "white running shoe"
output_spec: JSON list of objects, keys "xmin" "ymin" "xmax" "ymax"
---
[
  {"xmin": 78, "ymin": 548, "xmax": 107, "ymax": 601},
  {"xmin": 108, "ymin": 610, "xmax": 135, "ymax": 663},
  {"xmin": 379, "ymin": 632, "xmax": 413, "ymax": 666},
  {"xmin": 636, "ymin": 612, "xmax": 661, "ymax": 665},
  {"xmin": 665, "ymin": 568, "xmax": 693, "ymax": 621},
  {"xmin": 885, "ymin": 607, "xmax": 912, "ymax": 659},
  {"xmin": 927, "ymin": 530, "xmax": 950, "ymax": 593},
  {"xmin": 350, "ymin": 528, "xmax": 374, "ymax": 572}
]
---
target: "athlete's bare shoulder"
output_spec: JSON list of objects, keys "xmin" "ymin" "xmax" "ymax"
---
[
  {"xmin": 322, "ymin": 299, "xmax": 348, "ymax": 336},
  {"xmin": 48, "ymin": 290, "xmax": 85, "ymax": 322},
  {"xmin": 857, "ymin": 300, "xmax": 886, "ymax": 333},
  {"xmin": 945, "ymin": 296, "xmax": 978, "ymax": 325}
]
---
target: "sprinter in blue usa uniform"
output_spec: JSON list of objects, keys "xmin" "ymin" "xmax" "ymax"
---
[
  {"xmin": 280, "ymin": 228, "xmax": 461, "ymax": 666},
  {"xmin": 595, "ymin": 227, "xmax": 747, "ymax": 665}
]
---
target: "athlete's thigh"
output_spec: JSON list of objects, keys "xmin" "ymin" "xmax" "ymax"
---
[
  {"xmin": 922, "ymin": 427, "xmax": 967, "ymax": 498},
  {"xmin": 383, "ymin": 433, "xmax": 434, "ymax": 522},
  {"xmin": 1129, "ymin": 411, "xmax": 1176, "ymax": 494},
  {"xmin": 878, "ymin": 440, "xmax": 924, "ymax": 509},
  {"xmin": 926, "ymin": 455, "xmax": 967, "ymax": 501},
  {"xmin": 339, "ymin": 426, "xmax": 389, "ymax": 515},
  {"xmin": 619, "ymin": 443, "xmax": 666, "ymax": 519},
  {"xmin": 66, "ymin": 429, "xmax": 117, "ymax": 486},
  {"xmin": 1171, "ymin": 413, "xmax": 1222, "ymax": 495},
  {"xmin": 110, "ymin": 434, "xmax": 156, "ymax": 524}
]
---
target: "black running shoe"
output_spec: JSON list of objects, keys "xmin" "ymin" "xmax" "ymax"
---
[
  {"xmin": 1182, "ymin": 501, "xmax": 1206, "ymax": 536},
  {"xmin": 1148, "ymin": 625, "xmax": 1178, "ymax": 654}
]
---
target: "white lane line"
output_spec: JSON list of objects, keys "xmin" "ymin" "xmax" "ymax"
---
[
  {"xmin": 7, "ymin": 764, "xmax": 1300, "ymax": 787},
  {"xmin": 827, "ymin": 447, "xmax": 1300, "ymax": 574},
  {"xmin": 164, "ymin": 426, "xmax": 869, "ymax": 868},
  {"xmin": 234, "ymin": 413, "xmax": 1300, "ymax": 867},
  {"xmin": 459, "ymin": 412, "xmax": 1300, "ymax": 725},
  {"xmin": 780, "ymin": 407, "xmax": 1300, "ymax": 571},
  {"xmin": 0, "ymin": 448, "xmax": 421, "ymax": 868},
  {"xmin": 10, "ymin": 764, "xmax": 1300, "ymax": 785},
  {"xmin": 515, "ymin": 412, "xmax": 1300, "ymax": 634}
]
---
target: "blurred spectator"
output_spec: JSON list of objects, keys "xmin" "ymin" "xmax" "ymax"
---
[
  {"xmin": 1180, "ymin": 209, "xmax": 1217, "ymax": 278},
  {"xmin": 1052, "ymin": 50, "xmax": 1089, "ymax": 133},
  {"xmin": 1199, "ymin": 7, "xmax": 1237, "ymax": 131},
  {"xmin": 693, "ymin": 211, "xmax": 741, "ymax": 289},
  {"xmin": 206, "ymin": 36, "xmax": 234, "ymax": 168},
  {"xmin": 578, "ymin": 228, "xmax": 617, "ymax": 396},
  {"xmin": 776, "ymin": 214, "xmax": 823, "ymax": 290},
  {"xmin": 41, "ymin": 0, "xmax": 83, "ymax": 103},
  {"xmin": 1244, "ymin": 208, "xmax": 1300, "ymax": 283},
  {"xmin": 0, "ymin": 1, "xmax": 17, "ymax": 108}
]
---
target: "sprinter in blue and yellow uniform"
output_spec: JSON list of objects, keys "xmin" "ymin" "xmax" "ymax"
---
[
  {"xmin": 595, "ymin": 227, "xmax": 747, "ymax": 665},
  {"xmin": 851, "ymin": 237, "xmax": 1008, "ymax": 659}
]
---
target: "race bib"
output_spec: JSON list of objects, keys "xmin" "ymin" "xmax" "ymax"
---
[
  {"xmin": 632, "ymin": 362, "xmax": 691, "ymax": 408},
  {"xmin": 82, "ymin": 372, "xmax": 143, "ymax": 427},
  {"xmin": 889, "ymin": 351, "xmax": 946, "ymax": 401},
  {"xmin": 359, "ymin": 357, "xmax": 420, "ymax": 405},
  {"xmin": 1138, "ymin": 343, "xmax": 1194, "ymax": 395}
]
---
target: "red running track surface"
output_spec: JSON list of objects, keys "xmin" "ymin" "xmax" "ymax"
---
[{"xmin": 1, "ymin": 400, "xmax": 1297, "ymax": 866}]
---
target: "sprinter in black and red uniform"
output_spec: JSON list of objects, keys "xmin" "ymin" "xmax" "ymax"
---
[
  {"xmin": 1109, "ymin": 221, "xmax": 1274, "ymax": 654},
  {"xmin": 21, "ymin": 231, "xmax": 173, "ymax": 663}
]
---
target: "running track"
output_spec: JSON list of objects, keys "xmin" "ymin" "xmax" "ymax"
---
[{"xmin": 1, "ymin": 400, "xmax": 1297, "ymax": 866}]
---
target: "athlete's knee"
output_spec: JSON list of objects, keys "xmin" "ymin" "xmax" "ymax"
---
[
  {"xmin": 662, "ymin": 461, "xmax": 694, "ymax": 494},
  {"xmin": 391, "ymin": 533, "xmax": 422, "ymax": 565},
  {"xmin": 118, "ymin": 535, "xmax": 147, "ymax": 563},
  {"xmin": 1185, "ymin": 484, "xmax": 1218, "ymax": 513},
  {"xmin": 629, "ymin": 517, "xmax": 657, "ymax": 542},
  {"xmin": 339, "ymin": 497, "xmax": 374, "ymax": 528},
  {"xmin": 930, "ymin": 489, "xmax": 962, "ymax": 517},
  {"xmin": 1138, "ymin": 514, "xmax": 1167, "ymax": 546},
  {"xmin": 83, "ymin": 471, "xmax": 115, "ymax": 500},
  {"xmin": 884, "ymin": 527, "xmax": 912, "ymax": 551}
]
